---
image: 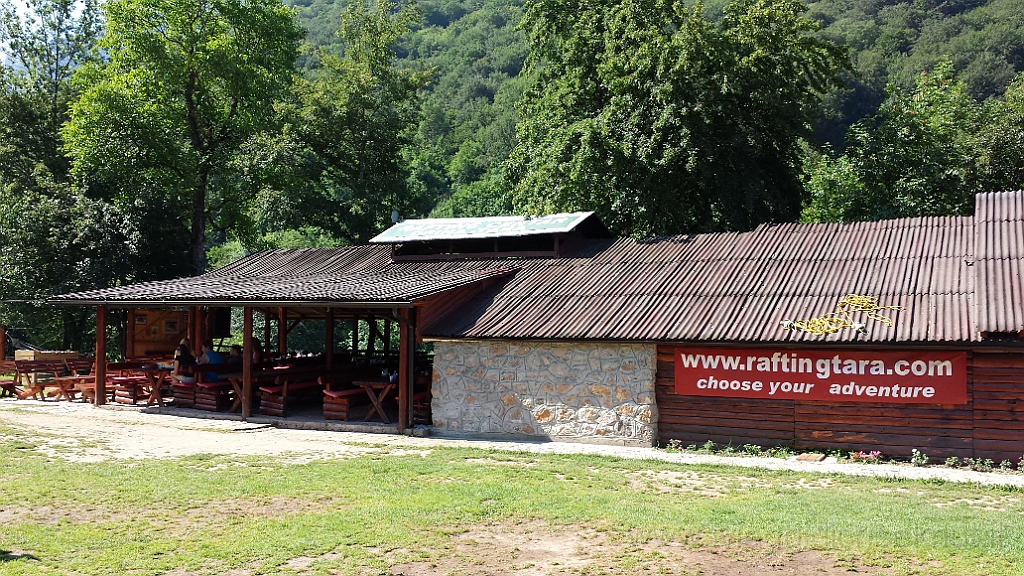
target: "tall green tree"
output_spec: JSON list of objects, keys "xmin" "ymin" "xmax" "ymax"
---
[
  {"xmin": 802, "ymin": 61, "xmax": 1023, "ymax": 222},
  {"xmin": 0, "ymin": 0, "xmax": 99, "ymax": 186},
  {"xmin": 508, "ymin": 0, "xmax": 848, "ymax": 237},
  {"xmin": 0, "ymin": 0, "xmax": 121, "ymax": 350},
  {"xmin": 63, "ymin": 0, "xmax": 304, "ymax": 274},
  {"xmin": 242, "ymin": 0, "xmax": 430, "ymax": 246}
]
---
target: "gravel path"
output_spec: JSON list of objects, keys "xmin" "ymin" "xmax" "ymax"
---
[{"xmin": 2, "ymin": 399, "xmax": 1022, "ymax": 487}]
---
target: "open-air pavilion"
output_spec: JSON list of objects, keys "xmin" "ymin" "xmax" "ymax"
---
[{"xmin": 44, "ymin": 213, "xmax": 589, "ymax": 429}]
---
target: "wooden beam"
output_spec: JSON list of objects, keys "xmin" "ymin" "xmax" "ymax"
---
[
  {"xmin": 278, "ymin": 307, "xmax": 287, "ymax": 354},
  {"xmin": 325, "ymin": 308, "xmax": 334, "ymax": 371},
  {"xmin": 188, "ymin": 306, "xmax": 197, "ymax": 350},
  {"xmin": 242, "ymin": 306, "xmax": 253, "ymax": 419},
  {"xmin": 125, "ymin": 309, "xmax": 136, "ymax": 360},
  {"xmin": 95, "ymin": 306, "xmax": 107, "ymax": 406},
  {"xmin": 398, "ymin": 308, "xmax": 412, "ymax": 432},
  {"xmin": 195, "ymin": 307, "xmax": 205, "ymax": 349}
]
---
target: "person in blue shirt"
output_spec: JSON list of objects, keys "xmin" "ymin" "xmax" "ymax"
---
[{"xmin": 198, "ymin": 340, "xmax": 224, "ymax": 382}]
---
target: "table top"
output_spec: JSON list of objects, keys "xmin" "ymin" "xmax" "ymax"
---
[{"xmin": 352, "ymin": 379, "xmax": 395, "ymax": 388}]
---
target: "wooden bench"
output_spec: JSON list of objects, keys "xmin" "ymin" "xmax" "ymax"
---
[
  {"xmin": 171, "ymin": 381, "xmax": 196, "ymax": 408},
  {"xmin": 189, "ymin": 364, "xmax": 234, "ymax": 412},
  {"xmin": 259, "ymin": 370, "xmax": 323, "ymax": 417},
  {"xmin": 322, "ymin": 387, "xmax": 368, "ymax": 421},
  {"xmin": 194, "ymin": 381, "xmax": 234, "ymax": 411},
  {"xmin": 412, "ymin": 391, "xmax": 432, "ymax": 425},
  {"xmin": 106, "ymin": 362, "xmax": 149, "ymax": 404},
  {"xmin": 391, "ymin": 390, "xmax": 432, "ymax": 425},
  {"xmin": 0, "ymin": 360, "xmax": 24, "ymax": 399},
  {"xmin": 14, "ymin": 360, "xmax": 67, "ymax": 401},
  {"xmin": 56, "ymin": 358, "xmax": 95, "ymax": 402}
]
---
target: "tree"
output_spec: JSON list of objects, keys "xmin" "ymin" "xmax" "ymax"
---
[
  {"xmin": 802, "ymin": 61, "xmax": 998, "ymax": 222},
  {"xmin": 243, "ymin": 0, "xmax": 430, "ymax": 246},
  {"xmin": 0, "ymin": 0, "xmax": 121, "ymax": 350},
  {"xmin": 63, "ymin": 0, "xmax": 304, "ymax": 274},
  {"xmin": 0, "ymin": 0, "xmax": 99, "ymax": 186},
  {"xmin": 507, "ymin": 0, "xmax": 848, "ymax": 237}
]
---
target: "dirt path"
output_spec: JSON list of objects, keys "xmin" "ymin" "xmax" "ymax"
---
[{"xmin": 1, "ymin": 399, "xmax": 1021, "ymax": 489}]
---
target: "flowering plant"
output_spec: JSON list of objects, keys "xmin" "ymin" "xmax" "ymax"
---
[{"xmin": 849, "ymin": 450, "xmax": 883, "ymax": 464}]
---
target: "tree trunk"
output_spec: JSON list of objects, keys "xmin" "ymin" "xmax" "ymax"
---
[{"xmin": 191, "ymin": 170, "xmax": 208, "ymax": 275}]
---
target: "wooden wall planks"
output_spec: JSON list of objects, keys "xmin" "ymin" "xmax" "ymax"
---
[{"xmin": 656, "ymin": 346, "xmax": 1024, "ymax": 461}]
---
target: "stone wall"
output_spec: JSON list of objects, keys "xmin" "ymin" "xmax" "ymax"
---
[{"xmin": 430, "ymin": 341, "xmax": 657, "ymax": 446}]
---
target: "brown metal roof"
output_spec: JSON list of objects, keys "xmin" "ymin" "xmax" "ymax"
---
[
  {"xmin": 422, "ymin": 216, "xmax": 981, "ymax": 343},
  {"xmin": 47, "ymin": 191, "xmax": 1022, "ymax": 343},
  {"xmin": 975, "ymin": 190, "xmax": 1024, "ymax": 334},
  {"xmin": 50, "ymin": 245, "xmax": 517, "ymax": 307}
]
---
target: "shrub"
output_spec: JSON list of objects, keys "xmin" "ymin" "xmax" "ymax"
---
[
  {"xmin": 849, "ymin": 450, "xmax": 883, "ymax": 464},
  {"xmin": 742, "ymin": 444, "xmax": 763, "ymax": 457}
]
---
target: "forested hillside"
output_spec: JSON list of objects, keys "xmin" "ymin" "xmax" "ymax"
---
[
  {"xmin": 296, "ymin": 0, "xmax": 1024, "ymax": 215},
  {"xmin": 1, "ymin": 0, "xmax": 1022, "ymax": 351}
]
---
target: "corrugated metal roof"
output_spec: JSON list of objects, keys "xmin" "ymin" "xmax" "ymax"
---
[
  {"xmin": 50, "ymin": 245, "xmax": 517, "ymax": 306},
  {"xmin": 422, "ymin": 216, "xmax": 980, "ymax": 343},
  {"xmin": 47, "ymin": 191, "xmax": 1022, "ymax": 343},
  {"xmin": 975, "ymin": 190, "xmax": 1024, "ymax": 333},
  {"xmin": 369, "ymin": 212, "xmax": 595, "ymax": 243}
]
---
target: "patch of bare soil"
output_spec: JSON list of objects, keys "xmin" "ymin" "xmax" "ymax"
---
[
  {"xmin": 388, "ymin": 521, "xmax": 890, "ymax": 576},
  {"xmin": 0, "ymin": 503, "xmax": 127, "ymax": 525}
]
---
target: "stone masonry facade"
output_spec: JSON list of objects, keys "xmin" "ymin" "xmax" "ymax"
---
[{"xmin": 430, "ymin": 341, "xmax": 658, "ymax": 446}]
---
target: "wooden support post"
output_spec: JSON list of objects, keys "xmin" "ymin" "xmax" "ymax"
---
[
  {"xmin": 325, "ymin": 308, "xmax": 334, "ymax": 371},
  {"xmin": 95, "ymin": 306, "xmax": 107, "ymax": 406},
  {"xmin": 125, "ymin": 309, "xmax": 136, "ymax": 360},
  {"xmin": 398, "ymin": 308, "xmax": 411, "ymax": 432},
  {"xmin": 0, "ymin": 324, "xmax": 6, "ymax": 360},
  {"xmin": 188, "ymin": 306, "xmax": 197, "ymax": 350},
  {"xmin": 242, "ymin": 307, "xmax": 253, "ymax": 419},
  {"xmin": 195, "ymin": 307, "xmax": 205, "ymax": 349},
  {"xmin": 278, "ymin": 307, "xmax": 287, "ymax": 354}
]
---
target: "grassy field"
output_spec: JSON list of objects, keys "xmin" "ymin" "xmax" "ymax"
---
[{"xmin": 1, "ymin": 423, "xmax": 1023, "ymax": 576}]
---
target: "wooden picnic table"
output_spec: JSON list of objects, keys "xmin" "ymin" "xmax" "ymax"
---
[
  {"xmin": 14, "ymin": 360, "xmax": 69, "ymax": 401},
  {"xmin": 222, "ymin": 365, "xmax": 319, "ymax": 413},
  {"xmin": 352, "ymin": 379, "xmax": 396, "ymax": 423},
  {"xmin": 139, "ymin": 364, "xmax": 173, "ymax": 407}
]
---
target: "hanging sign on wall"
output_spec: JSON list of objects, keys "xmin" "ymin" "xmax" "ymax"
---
[{"xmin": 674, "ymin": 347, "xmax": 967, "ymax": 404}]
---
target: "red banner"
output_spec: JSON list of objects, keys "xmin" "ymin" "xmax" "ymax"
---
[{"xmin": 674, "ymin": 347, "xmax": 967, "ymax": 404}]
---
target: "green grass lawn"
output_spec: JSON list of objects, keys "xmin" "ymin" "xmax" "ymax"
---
[{"xmin": 1, "ymin": 423, "xmax": 1022, "ymax": 575}]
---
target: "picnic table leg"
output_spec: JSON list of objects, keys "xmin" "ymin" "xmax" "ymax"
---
[
  {"xmin": 362, "ymin": 384, "xmax": 393, "ymax": 424},
  {"xmin": 146, "ymin": 373, "xmax": 166, "ymax": 407},
  {"xmin": 229, "ymin": 378, "xmax": 243, "ymax": 412}
]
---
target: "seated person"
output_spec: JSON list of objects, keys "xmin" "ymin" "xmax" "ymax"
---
[
  {"xmin": 251, "ymin": 338, "xmax": 264, "ymax": 364},
  {"xmin": 197, "ymin": 340, "xmax": 224, "ymax": 382},
  {"xmin": 227, "ymin": 344, "xmax": 243, "ymax": 364},
  {"xmin": 171, "ymin": 344, "xmax": 196, "ymax": 384}
]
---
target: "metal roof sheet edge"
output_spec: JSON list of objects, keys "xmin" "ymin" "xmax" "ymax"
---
[{"xmin": 368, "ymin": 212, "xmax": 595, "ymax": 243}]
